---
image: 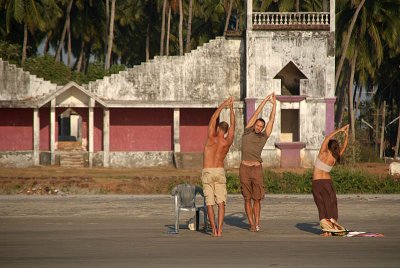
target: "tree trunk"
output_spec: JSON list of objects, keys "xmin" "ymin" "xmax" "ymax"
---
[
  {"xmin": 105, "ymin": 0, "xmax": 116, "ymax": 69},
  {"xmin": 348, "ymin": 49, "xmax": 357, "ymax": 162},
  {"xmin": 224, "ymin": 0, "xmax": 234, "ymax": 35},
  {"xmin": 334, "ymin": 0, "xmax": 365, "ymax": 89},
  {"xmin": 22, "ymin": 22, "xmax": 28, "ymax": 65},
  {"xmin": 43, "ymin": 32, "xmax": 51, "ymax": 55},
  {"xmin": 76, "ymin": 41, "xmax": 85, "ymax": 72},
  {"xmin": 374, "ymin": 105, "xmax": 380, "ymax": 152},
  {"xmin": 296, "ymin": 0, "xmax": 300, "ymax": 12},
  {"xmin": 105, "ymin": 0, "xmax": 110, "ymax": 57},
  {"xmin": 186, "ymin": 0, "xmax": 193, "ymax": 53},
  {"xmin": 379, "ymin": 101, "xmax": 386, "ymax": 159},
  {"xmin": 335, "ymin": 68, "xmax": 349, "ymax": 126},
  {"xmin": 55, "ymin": 0, "xmax": 74, "ymax": 62},
  {"xmin": 178, "ymin": 0, "xmax": 183, "ymax": 55},
  {"xmin": 146, "ymin": 21, "xmax": 150, "ymax": 62},
  {"xmin": 67, "ymin": 16, "xmax": 72, "ymax": 68},
  {"xmin": 160, "ymin": 0, "xmax": 167, "ymax": 56},
  {"xmin": 322, "ymin": 0, "xmax": 328, "ymax": 11},
  {"xmin": 166, "ymin": 5, "xmax": 171, "ymax": 56},
  {"xmin": 395, "ymin": 112, "xmax": 400, "ymax": 158},
  {"xmin": 354, "ymin": 84, "xmax": 363, "ymax": 117}
]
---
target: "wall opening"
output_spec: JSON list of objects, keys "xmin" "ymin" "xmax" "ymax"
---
[
  {"xmin": 58, "ymin": 108, "xmax": 82, "ymax": 141},
  {"xmin": 274, "ymin": 61, "xmax": 307, "ymax": 95},
  {"xmin": 280, "ymin": 109, "xmax": 299, "ymax": 142}
]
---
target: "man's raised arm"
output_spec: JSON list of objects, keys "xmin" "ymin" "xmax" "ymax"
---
[
  {"xmin": 246, "ymin": 93, "xmax": 271, "ymax": 129},
  {"xmin": 264, "ymin": 93, "xmax": 276, "ymax": 137},
  {"xmin": 208, "ymin": 97, "xmax": 230, "ymax": 138},
  {"xmin": 227, "ymin": 97, "xmax": 235, "ymax": 144}
]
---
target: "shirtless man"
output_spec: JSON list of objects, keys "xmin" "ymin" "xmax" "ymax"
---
[
  {"xmin": 240, "ymin": 93, "xmax": 276, "ymax": 232},
  {"xmin": 202, "ymin": 96, "xmax": 235, "ymax": 237}
]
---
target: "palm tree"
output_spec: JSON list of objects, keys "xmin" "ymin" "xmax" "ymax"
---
[
  {"xmin": 160, "ymin": 0, "xmax": 168, "ymax": 55},
  {"xmin": 335, "ymin": 0, "xmax": 366, "ymax": 90},
  {"xmin": 55, "ymin": 0, "xmax": 74, "ymax": 63},
  {"xmin": 223, "ymin": 0, "xmax": 233, "ymax": 35},
  {"xmin": 105, "ymin": 0, "xmax": 116, "ymax": 69},
  {"xmin": 186, "ymin": 0, "xmax": 193, "ymax": 53},
  {"xmin": 3, "ymin": 0, "xmax": 62, "ymax": 64},
  {"xmin": 178, "ymin": 0, "xmax": 183, "ymax": 55},
  {"xmin": 336, "ymin": 0, "xmax": 400, "ymax": 160}
]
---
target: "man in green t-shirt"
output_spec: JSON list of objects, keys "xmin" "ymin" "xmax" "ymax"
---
[{"xmin": 240, "ymin": 93, "xmax": 276, "ymax": 232}]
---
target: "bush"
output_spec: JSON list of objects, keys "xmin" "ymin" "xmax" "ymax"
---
[
  {"xmin": 23, "ymin": 55, "xmax": 72, "ymax": 85},
  {"xmin": 225, "ymin": 167, "xmax": 400, "ymax": 194},
  {"xmin": 0, "ymin": 41, "xmax": 21, "ymax": 64},
  {"xmin": 226, "ymin": 172, "xmax": 241, "ymax": 194},
  {"xmin": 20, "ymin": 55, "xmax": 126, "ymax": 86}
]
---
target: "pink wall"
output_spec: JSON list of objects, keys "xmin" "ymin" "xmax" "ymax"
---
[
  {"xmin": 0, "ymin": 108, "xmax": 33, "ymax": 150},
  {"xmin": 110, "ymin": 108, "xmax": 173, "ymax": 151},
  {"xmin": 94, "ymin": 108, "xmax": 103, "ymax": 152},
  {"xmin": 180, "ymin": 108, "xmax": 215, "ymax": 152},
  {"xmin": 40, "ymin": 108, "xmax": 50, "ymax": 150}
]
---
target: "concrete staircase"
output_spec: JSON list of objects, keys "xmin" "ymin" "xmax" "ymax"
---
[
  {"xmin": 85, "ymin": 36, "xmax": 241, "ymax": 102},
  {"xmin": 0, "ymin": 58, "xmax": 58, "ymax": 100},
  {"xmin": 57, "ymin": 141, "xmax": 85, "ymax": 168}
]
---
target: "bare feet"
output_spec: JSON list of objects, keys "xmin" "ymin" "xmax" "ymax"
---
[
  {"xmin": 320, "ymin": 232, "xmax": 332, "ymax": 237},
  {"xmin": 248, "ymin": 225, "xmax": 256, "ymax": 232},
  {"xmin": 211, "ymin": 228, "xmax": 218, "ymax": 237}
]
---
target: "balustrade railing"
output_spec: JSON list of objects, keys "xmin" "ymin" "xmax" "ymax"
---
[{"xmin": 253, "ymin": 12, "xmax": 330, "ymax": 27}]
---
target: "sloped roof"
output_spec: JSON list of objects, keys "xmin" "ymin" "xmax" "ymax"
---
[{"xmin": 37, "ymin": 81, "xmax": 107, "ymax": 108}]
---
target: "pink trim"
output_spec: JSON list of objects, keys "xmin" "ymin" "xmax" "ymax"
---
[
  {"xmin": 275, "ymin": 142, "xmax": 306, "ymax": 149},
  {"xmin": 325, "ymin": 98, "xmax": 336, "ymax": 135},
  {"xmin": 276, "ymin": 95, "xmax": 306, "ymax": 102},
  {"xmin": 275, "ymin": 142, "xmax": 306, "ymax": 168},
  {"xmin": 245, "ymin": 98, "xmax": 257, "ymax": 124}
]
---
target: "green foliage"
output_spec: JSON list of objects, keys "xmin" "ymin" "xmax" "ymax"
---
[
  {"xmin": 21, "ymin": 55, "xmax": 126, "ymax": 85},
  {"xmin": 72, "ymin": 62, "xmax": 126, "ymax": 85},
  {"xmin": 343, "ymin": 138, "xmax": 362, "ymax": 164},
  {"xmin": 225, "ymin": 167, "xmax": 400, "ymax": 194},
  {"xmin": 23, "ymin": 55, "xmax": 72, "ymax": 85},
  {"xmin": 226, "ymin": 172, "xmax": 241, "ymax": 194},
  {"xmin": 331, "ymin": 165, "xmax": 400, "ymax": 194},
  {"xmin": 0, "ymin": 41, "xmax": 21, "ymax": 63},
  {"xmin": 263, "ymin": 169, "xmax": 313, "ymax": 194}
]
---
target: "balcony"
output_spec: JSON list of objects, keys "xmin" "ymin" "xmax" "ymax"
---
[{"xmin": 252, "ymin": 12, "xmax": 330, "ymax": 31}]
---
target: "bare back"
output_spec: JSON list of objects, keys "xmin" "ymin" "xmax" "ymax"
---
[
  {"xmin": 313, "ymin": 151, "xmax": 335, "ymax": 180},
  {"xmin": 203, "ymin": 134, "xmax": 232, "ymax": 168}
]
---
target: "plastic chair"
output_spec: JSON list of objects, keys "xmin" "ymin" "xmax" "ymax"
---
[{"xmin": 171, "ymin": 183, "xmax": 207, "ymax": 233}]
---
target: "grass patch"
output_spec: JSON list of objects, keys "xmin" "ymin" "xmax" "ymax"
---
[{"xmin": 226, "ymin": 166, "xmax": 400, "ymax": 194}]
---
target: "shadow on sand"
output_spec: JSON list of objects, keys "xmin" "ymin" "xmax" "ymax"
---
[
  {"xmin": 224, "ymin": 212, "xmax": 248, "ymax": 230},
  {"xmin": 295, "ymin": 222, "xmax": 321, "ymax": 235}
]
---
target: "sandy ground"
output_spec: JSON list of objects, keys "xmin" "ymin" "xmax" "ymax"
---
[
  {"xmin": 0, "ymin": 194, "xmax": 399, "ymax": 267},
  {"xmin": 0, "ymin": 162, "xmax": 390, "ymax": 195}
]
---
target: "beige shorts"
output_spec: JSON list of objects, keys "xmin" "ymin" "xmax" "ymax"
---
[{"xmin": 201, "ymin": 168, "xmax": 227, "ymax": 206}]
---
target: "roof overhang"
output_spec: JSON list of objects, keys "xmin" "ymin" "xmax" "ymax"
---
[{"xmin": 37, "ymin": 81, "xmax": 107, "ymax": 108}]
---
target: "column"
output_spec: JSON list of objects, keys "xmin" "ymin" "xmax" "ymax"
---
[
  {"xmin": 246, "ymin": 0, "xmax": 253, "ymax": 31},
  {"xmin": 173, "ymin": 108, "xmax": 180, "ymax": 153},
  {"xmin": 33, "ymin": 108, "xmax": 40, "ymax": 166},
  {"xmin": 330, "ymin": 0, "xmax": 335, "ymax": 32},
  {"xmin": 103, "ymin": 108, "xmax": 110, "ymax": 167},
  {"xmin": 245, "ymin": 98, "xmax": 257, "ymax": 124},
  {"xmin": 88, "ymin": 99, "xmax": 95, "ymax": 167},
  {"xmin": 50, "ymin": 99, "xmax": 56, "ymax": 165},
  {"xmin": 325, "ymin": 98, "xmax": 336, "ymax": 135}
]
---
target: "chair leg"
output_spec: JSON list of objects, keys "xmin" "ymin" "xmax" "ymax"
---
[
  {"xmin": 175, "ymin": 210, "xmax": 179, "ymax": 233},
  {"xmin": 204, "ymin": 208, "xmax": 208, "ymax": 231},
  {"xmin": 196, "ymin": 210, "xmax": 200, "ymax": 231}
]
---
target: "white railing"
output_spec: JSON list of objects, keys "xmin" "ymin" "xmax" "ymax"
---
[{"xmin": 253, "ymin": 12, "xmax": 330, "ymax": 26}]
